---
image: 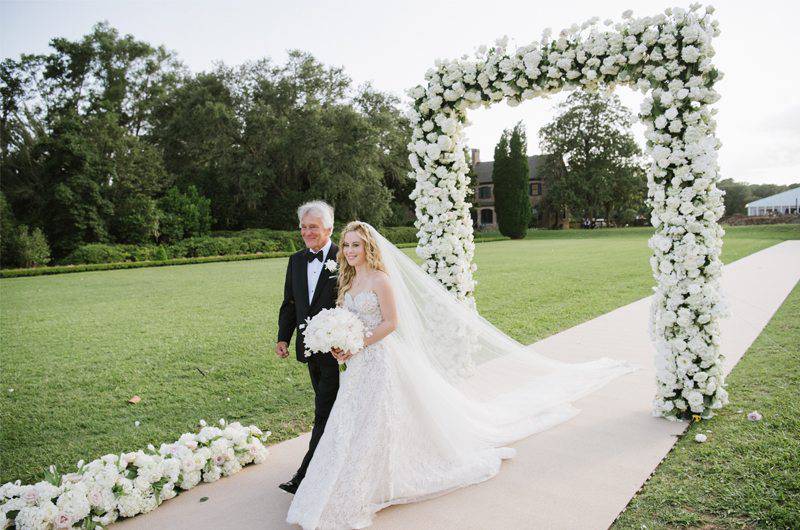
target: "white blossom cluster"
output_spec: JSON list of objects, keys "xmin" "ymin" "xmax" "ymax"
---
[
  {"xmin": 302, "ymin": 307, "xmax": 366, "ymax": 362},
  {"xmin": 0, "ymin": 420, "xmax": 270, "ymax": 529},
  {"xmin": 407, "ymin": 4, "xmax": 728, "ymax": 419}
]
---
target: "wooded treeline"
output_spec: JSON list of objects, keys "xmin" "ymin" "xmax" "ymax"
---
[{"xmin": 0, "ymin": 22, "xmax": 414, "ymax": 265}]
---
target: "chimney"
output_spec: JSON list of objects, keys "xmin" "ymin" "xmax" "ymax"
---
[{"xmin": 471, "ymin": 148, "xmax": 480, "ymax": 167}]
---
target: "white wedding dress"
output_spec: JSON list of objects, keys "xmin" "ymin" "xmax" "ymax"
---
[{"xmin": 286, "ymin": 224, "xmax": 637, "ymax": 529}]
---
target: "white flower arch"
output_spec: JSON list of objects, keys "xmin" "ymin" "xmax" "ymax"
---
[{"xmin": 406, "ymin": 4, "xmax": 729, "ymax": 420}]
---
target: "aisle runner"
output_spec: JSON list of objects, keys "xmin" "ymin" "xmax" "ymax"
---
[{"xmin": 115, "ymin": 240, "xmax": 800, "ymax": 530}]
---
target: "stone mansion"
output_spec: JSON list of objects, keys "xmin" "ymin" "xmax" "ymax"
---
[{"xmin": 469, "ymin": 149, "xmax": 563, "ymax": 229}]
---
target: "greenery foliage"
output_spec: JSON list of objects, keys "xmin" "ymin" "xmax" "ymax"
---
[
  {"xmin": 492, "ymin": 122, "xmax": 532, "ymax": 238},
  {"xmin": 538, "ymin": 91, "xmax": 647, "ymax": 226},
  {"xmin": 1, "ymin": 23, "xmax": 413, "ymax": 263}
]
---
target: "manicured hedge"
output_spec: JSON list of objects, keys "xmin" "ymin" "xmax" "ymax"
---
[
  {"xmin": 61, "ymin": 237, "xmax": 292, "ymax": 265},
  {"xmin": 0, "ymin": 228, "xmax": 508, "ymax": 278},
  {"xmin": 722, "ymin": 214, "xmax": 799, "ymax": 226}
]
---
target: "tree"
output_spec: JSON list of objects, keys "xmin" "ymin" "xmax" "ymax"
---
[
  {"xmin": 717, "ymin": 178, "xmax": 751, "ymax": 216},
  {"xmin": 1, "ymin": 23, "xmax": 181, "ymax": 256},
  {"xmin": 492, "ymin": 128, "xmax": 510, "ymax": 215},
  {"xmin": 354, "ymin": 84, "xmax": 414, "ymax": 217},
  {"xmin": 157, "ymin": 185, "xmax": 213, "ymax": 243},
  {"xmin": 39, "ymin": 112, "xmax": 172, "ymax": 255},
  {"xmin": 111, "ymin": 194, "xmax": 160, "ymax": 244},
  {"xmin": 536, "ymin": 154, "xmax": 571, "ymax": 228},
  {"xmin": 539, "ymin": 91, "xmax": 645, "ymax": 225},
  {"xmin": 3, "ymin": 23, "xmax": 413, "ymax": 255},
  {"xmin": 493, "ymin": 122, "xmax": 531, "ymax": 238},
  {"xmin": 150, "ymin": 52, "xmax": 403, "ymax": 230},
  {"xmin": 0, "ymin": 191, "xmax": 17, "ymax": 267},
  {"xmin": 508, "ymin": 123, "xmax": 533, "ymax": 235}
]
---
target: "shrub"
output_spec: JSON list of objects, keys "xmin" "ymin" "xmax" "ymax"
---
[
  {"xmin": 111, "ymin": 194, "xmax": 160, "ymax": 245},
  {"xmin": 378, "ymin": 226, "xmax": 418, "ymax": 244},
  {"xmin": 23, "ymin": 226, "xmax": 426, "ymax": 270},
  {"xmin": 13, "ymin": 225, "xmax": 52, "ymax": 267},
  {"xmin": 62, "ymin": 244, "xmax": 128, "ymax": 265}
]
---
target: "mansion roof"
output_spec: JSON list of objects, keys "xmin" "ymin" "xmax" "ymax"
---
[{"xmin": 474, "ymin": 154, "xmax": 559, "ymax": 184}]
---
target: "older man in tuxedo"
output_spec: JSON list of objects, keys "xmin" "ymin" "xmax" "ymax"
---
[{"xmin": 276, "ymin": 200, "xmax": 340, "ymax": 494}]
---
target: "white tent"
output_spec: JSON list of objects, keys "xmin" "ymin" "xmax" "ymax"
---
[{"xmin": 746, "ymin": 186, "xmax": 800, "ymax": 216}]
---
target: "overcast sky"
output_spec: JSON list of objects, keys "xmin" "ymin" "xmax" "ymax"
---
[{"xmin": 2, "ymin": 0, "xmax": 798, "ymax": 185}]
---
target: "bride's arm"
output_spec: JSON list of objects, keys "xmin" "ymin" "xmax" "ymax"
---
[{"xmin": 363, "ymin": 272, "xmax": 397, "ymax": 348}]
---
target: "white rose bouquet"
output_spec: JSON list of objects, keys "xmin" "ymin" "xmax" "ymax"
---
[{"xmin": 301, "ymin": 307, "xmax": 365, "ymax": 372}]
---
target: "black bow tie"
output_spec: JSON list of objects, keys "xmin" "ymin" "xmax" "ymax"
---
[{"xmin": 306, "ymin": 250, "xmax": 323, "ymax": 263}]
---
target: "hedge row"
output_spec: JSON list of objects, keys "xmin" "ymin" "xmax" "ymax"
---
[
  {"xmin": 58, "ymin": 227, "xmax": 421, "ymax": 266},
  {"xmin": 721, "ymin": 214, "xmax": 800, "ymax": 226},
  {"xmin": 60, "ymin": 237, "xmax": 295, "ymax": 265},
  {"xmin": 0, "ymin": 234, "xmax": 509, "ymax": 279}
]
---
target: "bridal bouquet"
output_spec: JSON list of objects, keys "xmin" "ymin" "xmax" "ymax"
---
[{"xmin": 301, "ymin": 307, "xmax": 365, "ymax": 372}]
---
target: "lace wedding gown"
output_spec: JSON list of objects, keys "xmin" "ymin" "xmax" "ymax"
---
[
  {"xmin": 286, "ymin": 224, "xmax": 637, "ymax": 529},
  {"xmin": 286, "ymin": 290, "xmax": 514, "ymax": 530}
]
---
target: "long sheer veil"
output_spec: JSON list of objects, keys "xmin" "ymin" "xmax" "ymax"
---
[{"xmin": 363, "ymin": 222, "xmax": 638, "ymax": 449}]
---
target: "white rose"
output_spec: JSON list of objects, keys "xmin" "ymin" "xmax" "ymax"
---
[
  {"xmin": 681, "ymin": 45, "xmax": 700, "ymax": 63},
  {"xmin": 668, "ymin": 120, "xmax": 683, "ymax": 133},
  {"xmin": 425, "ymin": 144, "xmax": 442, "ymax": 161}
]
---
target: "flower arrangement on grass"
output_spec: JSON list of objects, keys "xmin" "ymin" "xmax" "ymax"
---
[{"xmin": 0, "ymin": 420, "xmax": 269, "ymax": 529}]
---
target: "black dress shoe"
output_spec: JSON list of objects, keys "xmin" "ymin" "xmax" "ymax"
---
[{"xmin": 278, "ymin": 476, "xmax": 301, "ymax": 494}]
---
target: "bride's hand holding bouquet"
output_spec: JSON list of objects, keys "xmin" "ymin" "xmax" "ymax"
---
[{"xmin": 301, "ymin": 307, "xmax": 365, "ymax": 372}]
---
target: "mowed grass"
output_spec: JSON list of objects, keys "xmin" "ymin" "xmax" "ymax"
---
[
  {"xmin": 1, "ymin": 224, "xmax": 797, "ymax": 485},
  {"xmin": 473, "ymin": 224, "xmax": 799, "ymax": 342},
  {"xmin": 613, "ymin": 282, "xmax": 800, "ymax": 530}
]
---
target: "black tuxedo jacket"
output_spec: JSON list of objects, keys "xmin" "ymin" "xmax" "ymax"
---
[{"xmin": 277, "ymin": 244, "xmax": 339, "ymax": 365}]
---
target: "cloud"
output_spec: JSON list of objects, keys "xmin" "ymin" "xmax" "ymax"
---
[{"xmin": 757, "ymin": 104, "xmax": 800, "ymax": 135}]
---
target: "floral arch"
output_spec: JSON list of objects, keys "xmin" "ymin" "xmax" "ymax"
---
[{"xmin": 406, "ymin": 4, "xmax": 729, "ymax": 420}]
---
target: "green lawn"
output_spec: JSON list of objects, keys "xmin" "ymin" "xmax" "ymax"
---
[
  {"xmin": 613, "ymin": 281, "xmax": 800, "ymax": 529},
  {"xmin": 1, "ymin": 224, "xmax": 797, "ymax": 489}
]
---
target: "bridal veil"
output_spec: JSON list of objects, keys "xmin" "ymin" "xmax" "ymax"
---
[{"xmin": 363, "ymin": 222, "xmax": 637, "ymax": 450}]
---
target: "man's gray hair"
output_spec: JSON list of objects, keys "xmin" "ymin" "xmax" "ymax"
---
[{"xmin": 297, "ymin": 200, "xmax": 335, "ymax": 229}]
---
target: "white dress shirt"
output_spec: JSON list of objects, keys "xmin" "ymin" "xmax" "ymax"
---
[{"xmin": 306, "ymin": 238, "xmax": 332, "ymax": 305}]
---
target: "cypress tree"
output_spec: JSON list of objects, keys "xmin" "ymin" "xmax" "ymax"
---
[
  {"xmin": 494, "ymin": 122, "xmax": 531, "ymax": 238},
  {"xmin": 491, "ymin": 129, "xmax": 509, "ymax": 230}
]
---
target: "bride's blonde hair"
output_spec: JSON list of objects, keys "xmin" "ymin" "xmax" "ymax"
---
[{"xmin": 336, "ymin": 221, "xmax": 386, "ymax": 306}]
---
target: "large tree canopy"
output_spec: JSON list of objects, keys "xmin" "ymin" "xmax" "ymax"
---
[
  {"xmin": 538, "ymin": 90, "xmax": 647, "ymax": 225},
  {"xmin": 1, "ymin": 24, "xmax": 413, "ymax": 259}
]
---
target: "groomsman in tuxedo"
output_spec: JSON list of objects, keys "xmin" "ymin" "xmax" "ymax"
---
[{"xmin": 276, "ymin": 200, "xmax": 340, "ymax": 494}]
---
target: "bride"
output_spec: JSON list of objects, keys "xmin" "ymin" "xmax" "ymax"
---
[{"xmin": 285, "ymin": 221, "xmax": 636, "ymax": 529}]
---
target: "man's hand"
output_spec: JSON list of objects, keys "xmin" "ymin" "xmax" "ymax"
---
[{"xmin": 276, "ymin": 341, "xmax": 289, "ymax": 358}]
